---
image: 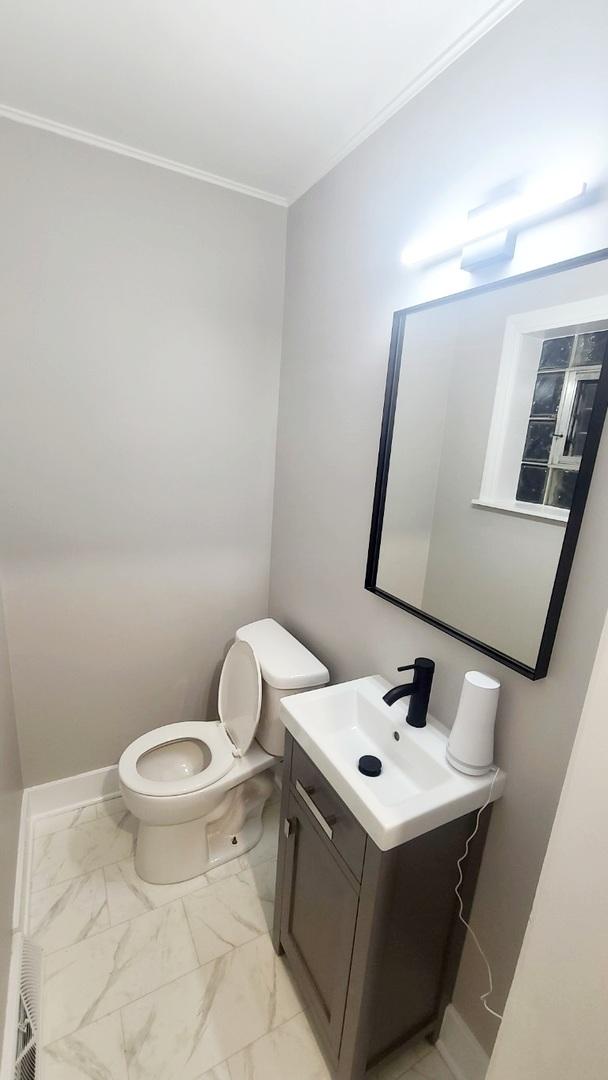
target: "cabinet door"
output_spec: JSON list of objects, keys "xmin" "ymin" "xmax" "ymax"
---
[{"xmin": 280, "ymin": 787, "xmax": 359, "ymax": 1058}]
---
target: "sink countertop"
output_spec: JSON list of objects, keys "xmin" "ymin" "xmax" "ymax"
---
[{"xmin": 280, "ymin": 675, "xmax": 506, "ymax": 851}]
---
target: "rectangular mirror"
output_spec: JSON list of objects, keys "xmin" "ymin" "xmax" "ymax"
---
[{"xmin": 366, "ymin": 250, "xmax": 608, "ymax": 678}]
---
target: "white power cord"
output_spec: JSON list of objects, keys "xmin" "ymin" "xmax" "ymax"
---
[{"xmin": 454, "ymin": 766, "xmax": 503, "ymax": 1021}]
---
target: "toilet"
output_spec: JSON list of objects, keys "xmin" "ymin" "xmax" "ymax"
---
[{"xmin": 119, "ymin": 619, "xmax": 329, "ymax": 884}]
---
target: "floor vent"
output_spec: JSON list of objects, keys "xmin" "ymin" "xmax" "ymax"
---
[{"xmin": 13, "ymin": 938, "xmax": 42, "ymax": 1080}]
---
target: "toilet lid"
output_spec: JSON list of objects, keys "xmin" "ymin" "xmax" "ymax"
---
[{"xmin": 218, "ymin": 640, "xmax": 262, "ymax": 756}]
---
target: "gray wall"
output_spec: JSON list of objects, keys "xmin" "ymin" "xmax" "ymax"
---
[
  {"xmin": 487, "ymin": 613, "xmax": 608, "ymax": 1079},
  {"xmin": 377, "ymin": 306, "xmax": 454, "ymax": 608},
  {"xmin": 270, "ymin": 0, "xmax": 608, "ymax": 1054},
  {"xmin": 0, "ymin": 121, "xmax": 286, "ymax": 785},
  {"xmin": 0, "ymin": 585, "xmax": 22, "ymax": 1047}
]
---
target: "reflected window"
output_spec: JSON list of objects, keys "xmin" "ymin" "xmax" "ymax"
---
[
  {"xmin": 517, "ymin": 330, "xmax": 607, "ymax": 509},
  {"xmin": 537, "ymin": 335, "xmax": 572, "ymax": 370},
  {"xmin": 516, "ymin": 464, "xmax": 548, "ymax": 503}
]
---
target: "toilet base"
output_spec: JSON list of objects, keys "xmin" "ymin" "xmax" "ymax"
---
[{"xmin": 134, "ymin": 771, "xmax": 274, "ymax": 884}]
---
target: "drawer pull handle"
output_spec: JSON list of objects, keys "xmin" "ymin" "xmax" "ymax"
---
[{"xmin": 295, "ymin": 780, "xmax": 336, "ymax": 839}]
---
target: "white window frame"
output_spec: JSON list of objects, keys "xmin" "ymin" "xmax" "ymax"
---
[
  {"xmin": 551, "ymin": 365, "xmax": 601, "ymax": 468},
  {"xmin": 474, "ymin": 294, "xmax": 608, "ymax": 526}
]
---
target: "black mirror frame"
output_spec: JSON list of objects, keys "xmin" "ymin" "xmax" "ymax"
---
[{"xmin": 365, "ymin": 247, "xmax": 608, "ymax": 680}]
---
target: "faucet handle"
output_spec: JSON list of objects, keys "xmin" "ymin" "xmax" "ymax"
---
[{"xmin": 397, "ymin": 657, "xmax": 435, "ymax": 673}]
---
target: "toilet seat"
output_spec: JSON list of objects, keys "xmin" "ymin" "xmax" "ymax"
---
[
  {"xmin": 119, "ymin": 721, "xmax": 235, "ymax": 798},
  {"xmin": 119, "ymin": 640, "xmax": 263, "ymax": 799},
  {"xmin": 217, "ymin": 639, "xmax": 262, "ymax": 756}
]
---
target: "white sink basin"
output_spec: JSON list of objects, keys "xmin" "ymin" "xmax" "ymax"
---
[{"xmin": 280, "ymin": 675, "xmax": 506, "ymax": 850}]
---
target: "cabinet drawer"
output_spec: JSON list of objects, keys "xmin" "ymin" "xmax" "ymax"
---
[{"xmin": 291, "ymin": 742, "xmax": 366, "ymax": 881}]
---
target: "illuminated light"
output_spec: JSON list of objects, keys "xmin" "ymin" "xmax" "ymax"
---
[
  {"xmin": 401, "ymin": 175, "xmax": 587, "ymax": 268},
  {"xmin": 466, "ymin": 175, "xmax": 587, "ymax": 239},
  {"xmin": 400, "ymin": 224, "xmax": 467, "ymax": 268}
]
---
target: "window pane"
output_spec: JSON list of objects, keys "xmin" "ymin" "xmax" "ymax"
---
[
  {"xmin": 572, "ymin": 330, "xmax": 608, "ymax": 368},
  {"xmin": 546, "ymin": 469, "xmax": 577, "ymax": 510},
  {"xmin": 539, "ymin": 336, "xmax": 573, "ymax": 370},
  {"xmin": 522, "ymin": 420, "xmax": 555, "ymax": 463},
  {"xmin": 516, "ymin": 464, "xmax": 548, "ymax": 504},
  {"xmin": 563, "ymin": 378, "xmax": 598, "ymax": 457},
  {"xmin": 531, "ymin": 372, "xmax": 565, "ymax": 417}
]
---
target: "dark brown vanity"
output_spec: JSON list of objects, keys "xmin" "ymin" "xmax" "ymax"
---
[{"xmin": 273, "ymin": 732, "xmax": 491, "ymax": 1080}]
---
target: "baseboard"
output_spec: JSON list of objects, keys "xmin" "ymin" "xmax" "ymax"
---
[
  {"xmin": 24, "ymin": 764, "xmax": 120, "ymax": 934},
  {"xmin": 437, "ymin": 1004, "xmax": 490, "ymax": 1080},
  {"xmin": 27, "ymin": 763, "xmax": 120, "ymax": 817},
  {"xmin": 12, "ymin": 789, "xmax": 29, "ymax": 932},
  {"xmin": 1, "ymin": 766, "xmax": 122, "ymax": 1078}
]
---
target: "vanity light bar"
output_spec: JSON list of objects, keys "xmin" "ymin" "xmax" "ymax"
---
[{"xmin": 401, "ymin": 175, "xmax": 587, "ymax": 268}]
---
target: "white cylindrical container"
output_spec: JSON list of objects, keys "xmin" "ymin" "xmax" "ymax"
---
[{"xmin": 446, "ymin": 670, "xmax": 500, "ymax": 776}]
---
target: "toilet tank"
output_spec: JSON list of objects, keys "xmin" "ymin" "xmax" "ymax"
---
[{"xmin": 236, "ymin": 618, "xmax": 329, "ymax": 756}]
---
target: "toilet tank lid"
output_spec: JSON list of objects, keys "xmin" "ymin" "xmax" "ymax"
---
[{"xmin": 236, "ymin": 619, "xmax": 329, "ymax": 690}]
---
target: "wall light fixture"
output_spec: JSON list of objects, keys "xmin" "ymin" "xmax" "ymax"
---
[{"xmin": 401, "ymin": 174, "xmax": 587, "ymax": 270}]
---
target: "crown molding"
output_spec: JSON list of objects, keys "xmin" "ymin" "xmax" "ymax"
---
[
  {"xmin": 0, "ymin": 103, "xmax": 288, "ymax": 207},
  {"xmin": 290, "ymin": 0, "xmax": 526, "ymax": 203},
  {"xmin": 1, "ymin": 0, "xmax": 523, "ymax": 210}
]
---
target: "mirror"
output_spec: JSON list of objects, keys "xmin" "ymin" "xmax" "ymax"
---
[{"xmin": 366, "ymin": 250, "xmax": 608, "ymax": 678}]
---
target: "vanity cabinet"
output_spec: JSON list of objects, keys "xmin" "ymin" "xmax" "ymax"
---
[
  {"xmin": 279, "ymin": 783, "xmax": 359, "ymax": 1056},
  {"xmin": 273, "ymin": 733, "xmax": 491, "ymax": 1080}
]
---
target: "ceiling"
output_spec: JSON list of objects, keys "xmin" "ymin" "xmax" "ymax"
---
[{"xmin": 0, "ymin": 0, "xmax": 524, "ymax": 205}]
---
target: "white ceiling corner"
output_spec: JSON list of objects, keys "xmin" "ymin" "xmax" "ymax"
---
[{"xmin": 0, "ymin": 0, "xmax": 525, "ymax": 205}]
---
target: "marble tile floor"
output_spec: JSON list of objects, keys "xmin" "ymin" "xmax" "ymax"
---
[{"xmin": 30, "ymin": 791, "xmax": 455, "ymax": 1080}]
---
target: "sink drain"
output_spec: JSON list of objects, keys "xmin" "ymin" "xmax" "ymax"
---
[{"xmin": 358, "ymin": 755, "xmax": 382, "ymax": 777}]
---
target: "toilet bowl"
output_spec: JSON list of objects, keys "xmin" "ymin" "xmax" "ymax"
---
[{"xmin": 119, "ymin": 619, "xmax": 328, "ymax": 884}]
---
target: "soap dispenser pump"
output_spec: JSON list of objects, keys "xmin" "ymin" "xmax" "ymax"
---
[{"xmin": 446, "ymin": 670, "xmax": 500, "ymax": 776}]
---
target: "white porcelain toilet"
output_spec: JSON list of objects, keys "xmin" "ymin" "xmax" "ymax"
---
[{"xmin": 119, "ymin": 619, "xmax": 329, "ymax": 884}]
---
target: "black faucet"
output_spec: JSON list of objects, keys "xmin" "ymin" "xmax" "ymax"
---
[{"xmin": 382, "ymin": 658, "xmax": 435, "ymax": 728}]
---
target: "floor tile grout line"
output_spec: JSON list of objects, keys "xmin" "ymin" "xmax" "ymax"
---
[
  {"xmin": 41, "ymin": 949, "xmax": 201, "ymax": 1052},
  {"xmin": 192, "ymin": 1008, "xmax": 310, "ymax": 1080},
  {"xmin": 45, "ymin": 926, "xmax": 283, "ymax": 1050},
  {"xmin": 32, "ymin": 807, "xmax": 278, "ymax": 941},
  {"xmin": 32, "ymin": 807, "xmax": 277, "ymax": 894},
  {"xmin": 33, "ymin": 815, "xmax": 97, "ymax": 840},
  {"xmin": 30, "ymin": 857, "xmax": 132, "ymax": 897},
  {"xmin": 30, "ymin": 847, "xmax": 278, "ymax": 952},
  {"xmin": 396, "ymin": 1045, "xmax": 451, "ymax": 1080},
  {"xmin": 28, "ymin": 869, "xmax": 112, "ymax": 954},
  {"xmin": 102, "ymin": 861, "xmax": 162, "ymax": 926},
  {"xmin": 35, "ymin": 808, "xmax": 280, "ymax": 1048},
  {"xmin": 38, "ymin": 826, "xmax": 449, "ymax": 1079},
  {"xmin": 32, "ymin": 801, "xmax": 127, "ymax": 840},
  {"xmin": 34, "ymin": 890, "xmax": 192, "ymax": 966},
  {"xmin": 35, "ymin": 869, "xmax": 277, "ymax": 959},
  {"xmin": 29, "ymin": 823, "xmax": 137, "ymax": 894},
  {"xmin": 33, "ymin": 846, "xmax": 277, "ymax": 900},
  {"xmin": 42, "ymin": 912, "xmax": 204, "ymax": 1050},
  {"xmin": 399, "ymin": 1052, "xmax": 456, "ymax": 1080},
  {"xmin": 180, "ymin": 873, "xmax": 274, "ymax": 964},
  {"xmin": 35, "ymin": 859, "xmax": 278, "ymax": 1002}
]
